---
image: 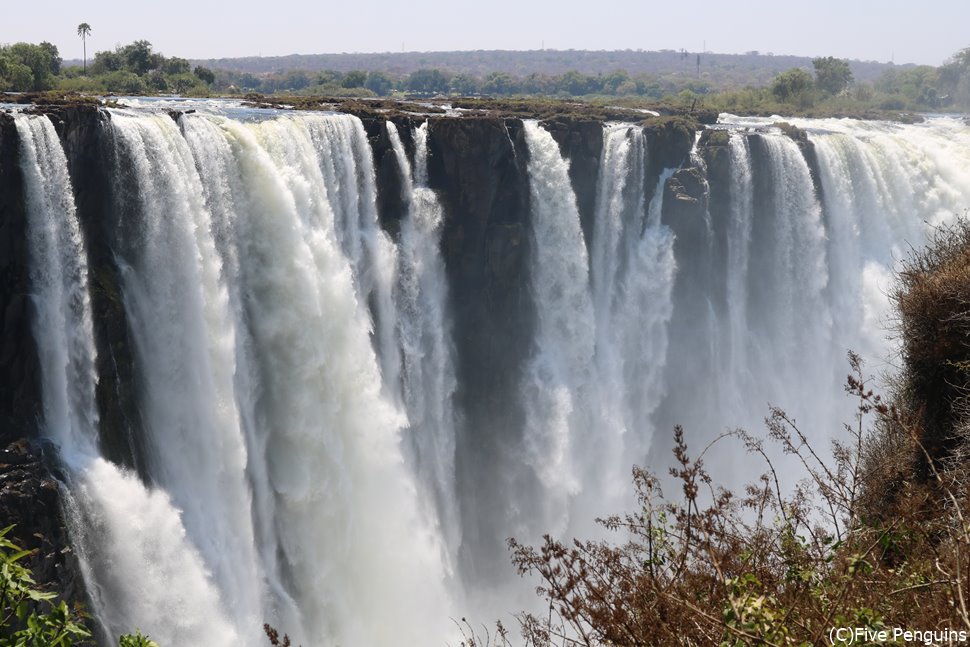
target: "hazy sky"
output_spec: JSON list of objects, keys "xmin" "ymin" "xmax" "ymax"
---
[{"xmin": 5, "ymin": 0, "xmax": 967, "ymax": 65}]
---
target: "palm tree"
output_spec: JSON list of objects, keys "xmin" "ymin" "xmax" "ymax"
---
[{"xmin": 77, "ymin": 23, "xmax": 91, "ymax": 74}]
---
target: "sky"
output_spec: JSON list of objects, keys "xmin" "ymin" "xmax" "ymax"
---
[{"xmin": 5, "ymin": 0, "xmax": 968, "ymax": 66}]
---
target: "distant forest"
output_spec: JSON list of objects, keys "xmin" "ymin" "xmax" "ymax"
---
[
  {"xmin": 11, "ymin": 35, "xmax": 969, "ymax": 116},
  {"xmin": 182, "ymin": 49, "xmax": 903, "ymax": 89}
]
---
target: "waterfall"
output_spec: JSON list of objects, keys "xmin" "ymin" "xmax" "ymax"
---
[
  {"xmin": 15, "ymin": 104, "xmax": 970, "ymax": 645},
  {"xmin": 520, "ymin": 120, "xmax": 596, "ymax": 536},
  {"xmin": 587, "ymin": 124, "xmax": 676, "ymax": 502},
  {"xmin": 176, "ymin": 112, "xmax": 451, "ymax": 645},
  {"xmin": 722, "ymin": 132, "xmax": 753, "ymax": 410},
  {"xmin": 15, "ymin": 113, "xmax": 98, "ymax": 456},
  {"xmin": 15, "ymin": 112, "xmax": 241, "ymax": 646},
  {"xmin": 104, "ymin": 111, "xmax": 264, "ymax": 633},
  {"xmin": 385, "ymin": 121, "xmax": 461, "ymax": 570}
]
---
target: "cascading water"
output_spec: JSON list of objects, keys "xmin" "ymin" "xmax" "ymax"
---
[
  {"xmin": 176, "ymin": 112, "xmax": 452, "ymax": 645},
  {"xmin": 519, "ymin": 120, "xmax": 596, "ymax": 537},
  {"xmin": 15, "ymin": 104, "xmax": 970, "ymax": 645},
  {"xmin": 587, "ymin": 124, "xmax": 676, "ymax": 504},
  {"xmin": 105, "ymin": 111, "xmax": 264, "ymax": 632},
  {"xmin": 15, "ymin": 112, "xmax": 241, "ymax": 646},
  {"xmin": 385, "ymin": 121, "xmax": 461, "ymax": 570}
]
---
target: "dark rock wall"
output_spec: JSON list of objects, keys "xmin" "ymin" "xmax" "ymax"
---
[
  {"xmin": 0, "ymin": 113, "xmax": 86, "ymax": 618},
  {"xmin": 544, "ymin": 116, "xmax": 603, "ymax": 245},
  {"xmin": 425, "ymin": 116, "xmax": 535, "ymax": 580},
  {"xmin": 44, "ymin": 107, "xmax": 148, "ymax": 479},
  {"xmin": 0, "ymin": 114, "xmax": 40, "ymax": 443}
]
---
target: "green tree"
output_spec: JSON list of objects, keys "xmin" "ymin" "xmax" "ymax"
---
[
  {"xmin": 601, "ymin": 69, "xmax": 631, "ymax": 94},
  {"xmin": 0, "ymin": 59, "xmax": 35, "ymax": 92},
  {"xmin": 557, "ymin": 70, "xmax": 597, "ymax": 96},
  {"xmin": 481, "ymin": 71, "xmax": 516, "ymax": 95},
  {"xmin": 812, "ymin": 56, "xmax": 853, "ymax": 95},
  {"xmin": 163, "ymin": 57, "xmax": 191, "ymax": 75},
  {"xmin": 449, "ymin": 73, "xmax": 479, "ymax": 95},
  {"xmin": 4, "ymin": 43, "xmax": 58, "ymax": 90},
  {"xmin": 520, "ymin": 72, "xmax": 553, "ymax": 95},
  {"xmin": 193, "ymin": 65, "xmax": 215, "ymax": 85},
  {"xmin": 39, "ymin": 42, "xmax": 61, "ymax": 75},
  {"xmin": 147, "ymin": 70, "xmax": 168, "ymax": 91},
  {"xmin": 76, "ymin": 23, "xmax": 91, "ymax": 74},
  {"xmin": 406, "ymin": 68, "xmax": 449, "ymax": 94},
  {"xmin": 119, "ymin": 40, "xmax": 156, "ymax": 75},
  {"xmin": 90, "ymin": 49, "xmax": 122, "ymax": 74},
  {"xmin": 771, "ymin": 67, "xmax": 814, "ymax": 103},
  {"xmin": 341, "ymin": 70, "xmax": 367, "ymax": 88},
  {"xmin": 364, "ymin": 71, "xmax": 393, "ymax": 96}
]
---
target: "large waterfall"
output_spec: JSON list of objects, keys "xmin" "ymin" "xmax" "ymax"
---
[{"xmin": 10, "ymin": 103, "xmax": 970, "ymax": 644}]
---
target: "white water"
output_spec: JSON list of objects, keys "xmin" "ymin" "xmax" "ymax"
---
[
  {"xmin": 385, "ymin": 121, "xmax": 461, "ymax": 569},
  {"xmin": 16, "ymin": 112, "xmax": 241, "ymax": 646},
  {"xmin": 15, "ymin": 114, "xmax": 98, "ymax": 456},
  {"xmin": 106, "ymin": 112, "xmax": 264, "ymax": 634},
  {"xmin": 520, "ymin": 120, "xmax": 596, "ymax": 536},
  {"xmin": 19, "ymin": 107, "xmax": 970, "ymax": 645},
  {"xmin": 177, "ymin": 112, "xmax": 452, "ymax": 645},
  {"xmin": 587, "ymin": 125, "xmax": 676, "ymax": 503}
]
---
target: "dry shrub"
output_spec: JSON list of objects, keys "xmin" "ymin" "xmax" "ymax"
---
[
  {"xmin": 894, "ymin": 218, "xmax": 970, "ymax": 471},
  {"xmin": 507, "ymin": 355, "xmax": 970, "ymax": 645}
]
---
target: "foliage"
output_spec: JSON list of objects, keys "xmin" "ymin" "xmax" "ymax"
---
[
  {"xmin": 0, "ymin": 42, "xmax": 60, "ymax": 91},
  {"xmin": 193, "ymin": 66, "xmax": 215, "ymax": 85},
  {"xmin": 65, "ymin": 39, "xmax": 211, "ymax": 95},
  {"xmin": 0, "ymin": 525, "xmax": 160, "ymax": 645},
  {"xmin": 771, "ymin": 67, "xmax": 815, "ymax": 104},
  {"xmin": 364, "ymin": 71, "xmax": 393, "ymax": 96},
  {"xmin": 406, "ymin": 68, "xmax": 450, "ymax": 94},
  {"xmin": 813, "ymin": 56, "xmax": 853, "ymax": 95},
  {"xmin": 0, "ymin": 525, "xmax": 90, "ymax": 646},
  {"xmin": 341, "ymin": 70, "xmax": 366, "ymax": 88},
  {"xmin": 119, "ymin": 631, "xmax": 160, "ymax": 647}
]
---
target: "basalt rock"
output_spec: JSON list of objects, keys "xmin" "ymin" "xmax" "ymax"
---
[
  {"xmin": 424, "ymin": 115, "xmax": 535, "ymax": 581},
  {"xmin": 0, "ymin": 111, "xmax": 86, "ymax": 619},
  {"xmin": 43, "ymin": 106, "xmax": 148, "ymax": 479},
  {"xmin": 543, "ymin": 116, "xmax": 603, "ymax": 245},
  {"xmin": 0, "ymin": 113, "xmax": 41, "ymax": 445},
  {"xmin": 358, "ymin": 114, "xmax": 420, "ymax": 237}
]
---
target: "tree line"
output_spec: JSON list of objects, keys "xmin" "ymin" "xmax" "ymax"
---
[
  {"xmin": 4, "ymin": 33, "xmax": 970, "ymax": 115},
  {"xmin": 0, "ymin": 37, "xmax": 215, "ymax": 96}
]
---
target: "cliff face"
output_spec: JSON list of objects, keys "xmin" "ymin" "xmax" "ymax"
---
[
  {"xmin": 424, "ymin": 116, "xmax": 535, "ymax": 576},
  {"xmin": 0, "ymin": 102, "xmax": 707, "ymax": 597},
  {"xmin": 0, "ymin": 113, "xmax": 85, "ymax": 614},
  {"xmin": 0, "ymin": 114, "xmax": 39, "ymax": 443}
]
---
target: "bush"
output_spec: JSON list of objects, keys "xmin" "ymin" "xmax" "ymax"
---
[
  {"xmin": 506, "ymin": 349, "xmax": 970, "ymax": 645},
  {"xmin": 0, "ymin": 525, "xmax": 158, "ymax": 646},
  {"xmin": 101, "ymin": 70, "xmax": 146, "ymax": 95},
  {"xmin": 771, "ymin": 67, "xmax": 815, "ymax": 104},
  {"xmin": 0, "ymin": 524, "xmax": 90, "ymax": 645}
]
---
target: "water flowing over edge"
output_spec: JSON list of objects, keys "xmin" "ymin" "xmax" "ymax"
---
[{"xmin": 12, "ymin": 108, "xmax": 970, "ymax": 644}]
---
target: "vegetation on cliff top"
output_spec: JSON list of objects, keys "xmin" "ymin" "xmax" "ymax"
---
[{"xmin": 4, "ymin": 32, "xmax": 970, "ymax": 120}]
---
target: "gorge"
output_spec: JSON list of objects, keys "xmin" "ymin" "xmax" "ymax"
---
[{"xmin": 2, "ymin": 99, "xmax": 969, "ymax": 645}]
